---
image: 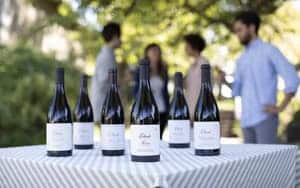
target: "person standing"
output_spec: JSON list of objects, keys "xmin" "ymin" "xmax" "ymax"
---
[
  {"xmin": 91, "ymin": 22, "xmax": 121, "ymax": 123},
  {"xmin": 183, "ymin": 34, "xmax": 209, "ymax": 120},
  {"xmin": 233, "ymin": 11, "xmax": 299, "ymax": 144},
  {"xmin": 133, "ymin": 43, "xmax": 169, "ymax": 138}
]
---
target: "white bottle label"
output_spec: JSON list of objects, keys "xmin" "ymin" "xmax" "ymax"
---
[
  {"xmin": 73, "ymin": 122, "xmax": 94, "ymax": 145},
  {"xmin": 101, "ymin": 124, "xmax": 125, "ymax": 150},
  {"xmin": 194, "ymin": 121, "xmax": 220, "ymax": 150},
  {"xmin": 130, "ymin": 124, "xmax": 160, "ymax": 156},
  {"xmin": 168, "ymin": 120, "xmax": 190, "ymax": 144},
  {"xmin": 47, "ymin": 123, "xmax": 73, "ymax": 151}
]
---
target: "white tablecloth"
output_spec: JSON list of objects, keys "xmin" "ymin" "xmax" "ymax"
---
[
  {"xmin": 0, "ymin": 142, "xmax": 297, "ymax": 188},
  {"xmin": 296, "ymin": 150, "xmax": 300, "ymax": 188}
]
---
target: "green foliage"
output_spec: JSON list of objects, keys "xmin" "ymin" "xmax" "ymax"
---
[
  {"xmin": 0, "ymin": 45, "xmax": 81, "ymax": 147},
  {"xmin": 21, "ymin": 1, "xmax": 300, "ymax": 78},
  {"xmin": 24, "ymin": 0, "xmax": 286, "ymax": 70},
  {"xmin": 286, "ymin": 110, "xmax": 300, "ymax": 143},
  {"xmin": 2, "ymin": 0, "xmax": 298, "ymax": 146}
]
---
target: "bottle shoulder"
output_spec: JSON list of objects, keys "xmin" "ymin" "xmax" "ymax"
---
[{"xmin": 48, "ymin": 105, "xmax": 72, "ymax": 123}]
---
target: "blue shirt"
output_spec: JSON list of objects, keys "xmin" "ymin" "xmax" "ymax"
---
[{"xmin": 233, "ymin": 38, "xmax": 299, "ymax": 127}]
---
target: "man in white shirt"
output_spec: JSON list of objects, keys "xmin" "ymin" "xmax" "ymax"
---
[{"xmin": 91, "ymin": 22, "xmax": 121, "ymax": 123}]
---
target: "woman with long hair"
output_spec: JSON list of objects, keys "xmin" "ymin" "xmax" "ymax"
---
[{"xmin": 132, "ymin": 43, "xmax": 169, "ymax": 139}]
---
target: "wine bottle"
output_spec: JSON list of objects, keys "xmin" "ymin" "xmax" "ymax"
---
[
  {"xmin": 47, "ymin": 68, "xmax": 73, "ymax": 157},
  {"xmin": 168, "ymin": 72, "xmax": 190, "ymax": 148},
  {"xmin": 101, "ymin": 69, "xmax": 125, "ymax": 156},
  {"xmin": 194, "ymin": 64, "xmax": 220, "ymax": 156},
  {"xmin": 130, "ymin": 59, "xmax": 160, "ymax": 162},
  {"xmin": 73, "ymin": 74, "xmax": 94, "ymax": 149}
]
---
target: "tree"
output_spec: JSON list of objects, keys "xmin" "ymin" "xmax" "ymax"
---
[{"xmin": 23, "ymin": 0, "xmax": 286, "ymax": 67}]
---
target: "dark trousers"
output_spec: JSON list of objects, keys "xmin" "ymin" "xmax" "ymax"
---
[
  {"xmin": 242, "ymin": 115, "xmax": 278, "ymax": 144},
  {"xmin": 160, "ymin": 112, "xmax": 168, "ymax": 139}
]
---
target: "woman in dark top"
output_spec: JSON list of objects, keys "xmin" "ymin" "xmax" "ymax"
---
[{"xmin": 133, "ymin": 43, "xmax": 169, "ymax": 139}]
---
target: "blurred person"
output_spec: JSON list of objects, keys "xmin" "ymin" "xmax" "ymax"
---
[
  {"xmin": 183, "ymin": 34, "xmax": 209, "ymax": 120},
  {"xmin": 91, "ymin": 22, "xmax": 121, "ymax": 123},
  {"xmin": 233, "ymin": 11, "xmax": 299, "ymax": 144},
  {"xmin": 215, "ymin": 66, "xmax": 226, "ymax": 100},
  {"xmin": 214, "ymin": 66, "xmax": 232, "ymax": 100},
  {"xmin": 133, "ymin": 43, "xmax": 169, "ymax": 139}
]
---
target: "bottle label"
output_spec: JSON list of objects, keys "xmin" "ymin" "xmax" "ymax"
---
[
  {"xmin": 168, "ymin": 120, "xmax": 190, "ymax": 144},
  {"xmin": 73, "ymin": 122, "xmax": 94, "ymax": 145},
  {"xmin": 46, "ymin": 123, "xmax": 73, "ymax": 151},
  {"xmin": 101, "ymin": 124, "xmax": 125, "ymax": 150},
  {"xmin": 130, "ymin": 124, "xmax": 160, "ymax": 156},
  {"xmin": 194, "ymin": 121, "xmax": 220, "ymax": 150}
]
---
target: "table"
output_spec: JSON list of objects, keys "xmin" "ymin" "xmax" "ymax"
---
[
  {"xmin": 296, "ymin": 150, "xmax": 300, "ymax": 188},
  {"xmin": 0, "ymin": 142, "xmax": 297, "ymax": 188}
]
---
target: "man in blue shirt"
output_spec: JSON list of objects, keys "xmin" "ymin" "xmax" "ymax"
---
[{"xmin": 233, "ymin": 11, "xmax": 299, "ymax": 144}]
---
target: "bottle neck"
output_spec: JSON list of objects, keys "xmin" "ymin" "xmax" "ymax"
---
[
  {"xmin": 75, "ymin": 78, "xmax": 92, "ymax": 119},
  {"xmin": 139, "ymin": 65, "xmax": 151, "ymax": 89},
  {"xmin": 174, "ymin": 73, "xmax": 184, "ymax": 93},
  {"xmin": 201, "ymin": 68, "xmax": 212, "ymax": 91},
  {"xmin": 109, "ymin": 71, "xmax": 118, "ymax": 90},
  {"xmin": 55, "ymin": 68, "xmax": 65, "ymax": 94},
  {"xmin": 80, "ymin": 80, "xmax": 88, "ymax": 95},
  {"xmin": 54, "ymin": 83, "xmax": 68, "ymax": 107},
  {"xmin": 55, "ymin": 83, "xmax": 65, "ymax": 94},
  {"xmin": 174, "ymin": 84, "xmax": 184, "ymax": 97}
]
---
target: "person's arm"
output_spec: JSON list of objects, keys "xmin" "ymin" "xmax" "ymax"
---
[
  {"xmin": 264, "ymin": 93, "xmax": 294, "ymax": 114},
  {"xmin": 232, "ymin": 60, "xmax": 243, "ymax": 119},
  {"xmin": 232, "ymin": 61, "xmax": 242, "ymax": 97},
  {"xmin": 183, "ymin": 74, "xmax": 188, "ymax": 89},
  {"xmin": 264, "ymin": 46, "xmax": 299, "ymax": 114}
]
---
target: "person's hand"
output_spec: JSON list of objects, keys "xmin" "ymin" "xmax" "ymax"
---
[
  {"xmin": 264, "ymin": 93, "xmax": 294, "ymax": 115},
  {"xmin": 264, "ymin": 105, "xmax": 281, "ymax": 115}
]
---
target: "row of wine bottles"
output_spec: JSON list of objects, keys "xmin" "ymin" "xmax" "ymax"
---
[{"xmin": 46, "ymin": 59, "xmax": 220, "ymax": 162}]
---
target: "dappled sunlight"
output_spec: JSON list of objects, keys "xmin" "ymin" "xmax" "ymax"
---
[{"xmin": 0, "ymin": 0, "xmax": 299, "ymax": 146}]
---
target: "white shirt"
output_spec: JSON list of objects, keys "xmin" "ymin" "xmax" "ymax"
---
[
  {"xmin": 150, "ymin": 75, "xmax": 166, "ymax": 113},
  {"xmin": 91, "ymin": 45, "xmax": 116, "ymax": 122}
]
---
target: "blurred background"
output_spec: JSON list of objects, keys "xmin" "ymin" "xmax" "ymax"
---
[{"xmin": 0, "ymin": 0, "xmax": 300, "ymax": 147}]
